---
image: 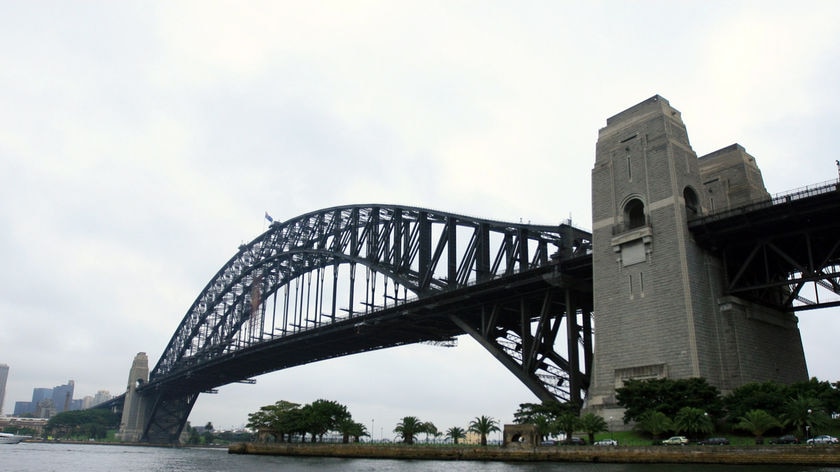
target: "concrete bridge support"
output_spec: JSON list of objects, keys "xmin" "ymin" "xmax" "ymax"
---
[
  {"xmin": 586, "ymin": 96, "xmax": 808, "ymax": 422},
  {"xmin": 117, "ymin": 352, "xmax": 151, "ymax": 442}
]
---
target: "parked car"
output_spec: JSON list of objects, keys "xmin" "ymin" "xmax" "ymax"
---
[
  {"xmin": 769, "ymin": 435, "xmax": 799, "ymax": 444},
  {"xmin": 661, "ymin": 436, "xmax": 689, "ymax": 445},
  {"xmin": 807, "ymin": 435, "xmax": 839, "ymax": 445},
  {"xmin": 560, "ymin": 437, "xmax": 587, "ymax": 445},
  {"xmin": 594, "ymin": 439, "xmax": 618, "ymax": 446},
  {"xmin": 697, "ymin": 437, "xmax": 730, "ymax": 445}
]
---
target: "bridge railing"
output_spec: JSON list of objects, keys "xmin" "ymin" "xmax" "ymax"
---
[{"xmin": 691, "ymin": 178, "xmax": 839, "ymax": 224}]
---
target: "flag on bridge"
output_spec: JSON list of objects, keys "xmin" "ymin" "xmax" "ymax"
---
[{"xmin": 264, "ymin": 211, "xmax": 274, "ymax": 223}]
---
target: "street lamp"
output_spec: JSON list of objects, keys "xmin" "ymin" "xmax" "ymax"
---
[
  {"xmin": 807, "ymin": 409, "xmax": 812, "ymax": 441},
  {"xmin": 371, "ymin": 419, "xmax": 375, "ymax": 443}
]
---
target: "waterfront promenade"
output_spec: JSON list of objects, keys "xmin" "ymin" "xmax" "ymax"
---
[{"xmin": 229, "ymin": 442, "xmax": 840, "ymax": 466}]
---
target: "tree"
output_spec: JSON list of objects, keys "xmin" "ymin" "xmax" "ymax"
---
[
  {"xmin": 633, "ymin": 410, "xmax": 672, "ymax": 440},
  {"xmin": 578, "ymin": 413, "xmax": 608, "ymax": 445},
  {"xmin": 513, "ymin": 401, "xmax": 577, "ymax": 440},
  {"xmin": 513, "ymin": 401, "xmax": 571, "ymax": 424},
  {"xmin": 246, "ymin": 400, "xmax": 302, "ymax": 442},
  {"xmin": 468, "ymin": 416, "xmax": 500, "ymax": 446},
  {"xmin": 337, "ymin": 418, "xmax": 367, "ymax": 443},
  {"xmin": 421, "ymin": 421, "xmax": 439, "ymax": 443},
  {"xmin": 203, "ymin": 422, "xmax": 214, "ymax": 444},
  {"xmin": 673, "ymin": 407, "xmax": 713, "ymax": 440},
  {"xmin": 616, "ymin": 378, "xmax": 723, "ymax": 423},
  {"xmin": 735, "ymin": 409, "xmax": 781, "ymax": 443},
  {"xmin": 789, "ymin": 378, "xmax": 840, "ymax": 415},
  {"xmin": 44, "ymin": 409, "xmax": 120, "ymax": 440},
  {"xmin": 531, "ymin": 414, "xmax": 555, "ymax": 441},
  {"xmin": 555, "ymin": 412, "xmax": 580, "ymax": 442},
  {"xmin": 185, "ymin": 422, "xmax": 201, "ymax": 445},
  {"xmin": 780, "ymin": 395, "xmax": 830, "ymax": 439},
  {"xmin": 446, "ymin": 426, "xmax": 466, "ymax": 444},
  {"xmin": 301, "ymin": 399, "xmax": 351, "ymax": 442},
  {"xmin": 723, "ymin": 381, "xmax": 788, "ymax": 422},
  {"xmin": 394, "ymin": 416, "xmax": 424, "ymax": 445}
]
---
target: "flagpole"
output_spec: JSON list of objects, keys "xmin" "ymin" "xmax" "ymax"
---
[{"xmin": 264, "ymin": 211, "xmax": 275, "ymax": 232}]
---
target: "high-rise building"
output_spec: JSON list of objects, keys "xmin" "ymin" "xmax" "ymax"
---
[
  {"xmin": 13, "ymin": 387, "xmax": 56, "ymax": 417},
  {"xmin": 51, "ymin": 380, "xmax": 75, "ymax": 414},
  {"xmin": 32, "ymin": 388, "xmax": 52, "ymax": 404},
  {"xmin": 93, "ymin": 390, "xmax": 112, "ymax": 406},
  {"xmin": 0, "ymin": 364, "xmax": 8, "ymax": 416},
  {"xmin": 13, "ymin": 401, "xmax": 33, "ymax": 416}
]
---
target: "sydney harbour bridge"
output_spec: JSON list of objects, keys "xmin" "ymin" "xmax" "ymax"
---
[
  {"xmin": 110, "ymin": 205, "xmax": 595, "ymax": 443},
  {"xmin": 100, "ymin": 98, "xmax": 840, "ymax": 444}
]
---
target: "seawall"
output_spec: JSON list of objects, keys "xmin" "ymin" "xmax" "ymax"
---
[{"xmin": 229, "ymin": 442, "xmax": 840, "ymax": 466}]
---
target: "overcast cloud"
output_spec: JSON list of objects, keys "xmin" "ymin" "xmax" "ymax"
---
[{"xmin": 1, "ymin": 1, "xmax": 839, "ymax": 436}]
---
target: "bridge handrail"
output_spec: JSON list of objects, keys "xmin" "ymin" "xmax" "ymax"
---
[
  {"xmin": 690, "ymin": 178, "xmax": 839, "ymax": 224},
  {"xmin": 270, "ymin": 202, "xmax": 589, "ymax": 235}
]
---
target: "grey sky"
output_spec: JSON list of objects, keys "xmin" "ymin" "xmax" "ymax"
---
[{"xmin": 1, "ymin": 1, "xmax": 839, "ymax": 435}]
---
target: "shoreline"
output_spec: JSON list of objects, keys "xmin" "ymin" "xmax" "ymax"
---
[{"xmin": 229, "ymin": 442, "xmax": 840, "ymax": 466}]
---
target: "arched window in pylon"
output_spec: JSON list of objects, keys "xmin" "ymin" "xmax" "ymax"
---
[
  {"xmin": 683, "ymin": 186, "xmax": 700, "ymax": 219},
  {"xmin": 624, "ymin": 198, "xmax": 646, "ymax": 230}
]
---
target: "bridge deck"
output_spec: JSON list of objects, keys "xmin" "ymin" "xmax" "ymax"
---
[{"xmin": 689, "ymin": 180, "xmax": 840, "ymax": 310}]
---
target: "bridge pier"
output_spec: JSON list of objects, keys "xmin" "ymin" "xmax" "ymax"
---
[
  {"xmin": 586, "ymin": 95, "xmax": 808, "ymax": 423},
  {"xmin": 116, "ymin": 352, "xmax": 151, "ymax": 442},
  {"xmin": 116, "ymin": 352, "xmax": 198, "ymax": 444}
]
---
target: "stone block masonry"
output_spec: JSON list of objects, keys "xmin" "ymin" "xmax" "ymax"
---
[{"xmin": 586, "ymin": 96, "xmax": 807, "ymax": 420}]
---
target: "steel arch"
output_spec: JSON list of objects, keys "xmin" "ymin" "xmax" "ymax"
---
[{"xmin": 151, "ymin": 204, "xmax": 591, "ymax": 383}]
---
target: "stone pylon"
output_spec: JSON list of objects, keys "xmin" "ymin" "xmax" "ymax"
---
[
  {"xmin": 586, "ymin": 96, "xmax": 807, "ymax": 423},
  {"xmin": 117, "ymin": 352, "xmax": 151, "ymax": 442}
]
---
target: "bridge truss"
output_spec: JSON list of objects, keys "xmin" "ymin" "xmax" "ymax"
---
[
  {"xmin": 137, "ymin": 205, "xmax": 592, "ymax": 443},
  {"xmin": 690, "ymin": 180, "xmax": 840, "ymax": 311}
]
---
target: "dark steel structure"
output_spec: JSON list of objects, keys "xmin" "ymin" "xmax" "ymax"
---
[
  {"xmin": 130, "ymin": 205, "xmax": 593, "ymax": 443},
  {"xmin": 103, "ymin": 182, "xmax": 840, "ymax": 444},
  {"xmin": 689, "ymin": 180, "xmax": 840, "ymax": 311}
]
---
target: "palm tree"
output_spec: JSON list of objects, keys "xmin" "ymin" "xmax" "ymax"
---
[
  {"xmin": 394, "ymin": 416, "xmax": 424, "ymax": 445},
  {"xmin": 634, "ymin": 410, "xmax": 672, "ymax": 440},
  {"xmin": 555, "ymin": 412, "xmax": 580, "ymax": 443},
  {"xmin": 736, "ymin": 409, "xmax": 781, "ymax": 444},
  {"xmin": 421, "ymin": 421, "xmax": 439, "ymax": 443},
  {"xmin": 578, "ymin": 413, "xmax": 608, "ymax": 445},
  {"xmin": 446, "ymin": 426, "xmax": 466, "ymax": 445},
  {"xmin": 673, "ymin": 407, "xmax": 714, "ymax": 440},
  {"xmin": 468, "ymin": 415, "xmax": 500, "ymax": 446},
  {"xmin": 337, "ymin": 418, "xmax": 367, "ymax": 443},
  {"xmin": 780, "ymin": 395, "xmax": 829, "ymax": 440}
]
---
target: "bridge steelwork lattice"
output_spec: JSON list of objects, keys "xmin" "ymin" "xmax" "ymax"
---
[
  {"xmin": 137, "ymin": 205, "xmax": 593, "ymax": 443},
  {"xmin": 689, "ymin": 179, "xmax": 840, "ymax": 311}
]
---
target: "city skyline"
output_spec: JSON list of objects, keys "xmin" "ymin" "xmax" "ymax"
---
[{"xmin": 1, "ymin": 372, "xmax": 111, "ymax": 419}]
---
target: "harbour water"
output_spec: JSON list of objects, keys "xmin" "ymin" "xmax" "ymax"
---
[{"xmin": 2, "ymin": 442, "xmax": 839, "ymax": 472}]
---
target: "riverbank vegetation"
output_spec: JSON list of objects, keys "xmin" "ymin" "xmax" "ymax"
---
[
  {"xmin": 43, "ymin": 409, "xmax": 120, "ymax": 440},
  {"xmin": 240, "ymin": 378, "xmax": 838, "ymax": 447},
  {"xmin": 610, "ymin": 377, "xmax": 839, "ymax": 444},
  {"xmin": 245, "ymin": 398, "xmax": 503, "ymax": 447}
]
